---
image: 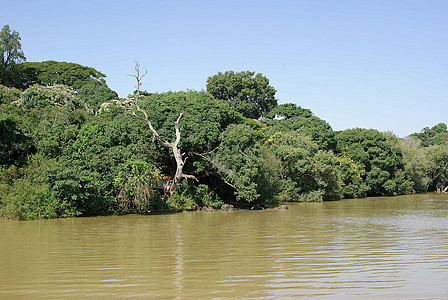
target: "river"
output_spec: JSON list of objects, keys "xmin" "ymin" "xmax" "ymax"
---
[{"xmin": 1, "ymin": 193, "xmax": 448, "ymax": 299}]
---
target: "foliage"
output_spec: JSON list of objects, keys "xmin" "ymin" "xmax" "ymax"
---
[
  {"xmin": 0, "ymin": 164, "xmax": 19, "ymax": 211},
  {"xmin": 0, "ymin": 156, "xmax": 78, "ymax": 220},
  {"xmin": 0, "ymin": 112, "xmax": 35, "ymax": 165},
  {"xmin": 0, "ymin": 84, "xmax": 22, "ymax": 105},
  {"xmin": 207, "ymin": 124, "xmax": 282, "ymax": 205},
  {"xmin": 398, "ymin": 136, "xmax": 431, "ymax": 192},
  {"xmin": 1, "ymin": 85, "xmax": 168, "ymax": 219},
  {"xmin": 76, "ymin": 82, "xmax": 118, "ymax": 112},
  {"xmin": 335, "ymin": 128, "xmax": 413, "ymax": 196},
  {"xmin": 47, "ymin": 116, "xmax": 161, "ymax": 216},
  {"xmin": 266, "ymin": 104, "xmax": 335, "ymax": 150},
  {"xmin": 15, "ymin": 60, "xmax": 107, "ymax": 90},
  {"xmin": 265, "ymin": 131, "xmax": 342, "ymax": 201},
  {"xmin": 2, "ymin": 65, "xmax": 443, "ymax": 220},
  {"xmin": 0, "ymin": 25, "xmax": 25, "ymax": 86},
  {"xmin": 206, "ymin": 70, "xmax": 277, "ymax": 119},
  {"xmin": 1, "ymin": 178, "xmax": 58, "ymax": 220},
  {"xmin": 411, "ymin": 123, "xmax": 448, "ymax": 147},
  {"xmin": 424, "ymin": 145, "xmax": 448, "ymax": 191},
  {"xmin": 266, "ymin": 103, "xmax": 313, "ymax": 119},
  {"xmin": 335, "ymin": 154, "xmax": 368, "ymax": 198},
  {"xmin": 136, "ymin": 90, "xmax": 240, "ymax": 154},
  {"xmin": 17, "ymin": 84, "xmax": 85, "ymax": 110},
  {"xmin": 114, "ymin": 160, "xmax": 163, "ymax": 213},
  {"xmin": 167, "ymin": 181, "xmax": 224, "ymax": 210},
  {"xmin": 298, "ymin": 190, "xmax": 325, "ymax": 202}
]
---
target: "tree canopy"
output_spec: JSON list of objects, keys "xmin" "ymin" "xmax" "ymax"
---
[
  {"xmin": 206, "ymin": 70, "xmax": 277, "ymax": 119},
  {"xmin": 1, "ymin": 58, "xmax": 447, "ymax": 220},
  {"xmin": 15, "ymin": 61, "xmax": 107, "ymax": 90},
  {"xmin": 77, "ymin": 82, "xmax": 118, "ymax": 112},
  {"xmin": 0, "ymin": 25, "xmax": 25, "ymax": 86},
  {"xmin": 335, "ymin": 128, "xmax": 413, "ymax": 196},
  {"xmin": 411, "ymin": 123, "xmax": 448, "ymax": 147}
]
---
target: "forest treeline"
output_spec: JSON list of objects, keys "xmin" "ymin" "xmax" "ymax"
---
[{"xmin": 1, "ymin": 24, "xmax": 448, "ymax": 219}]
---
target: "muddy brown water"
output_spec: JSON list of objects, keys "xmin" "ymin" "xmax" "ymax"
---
[{"xmin": 1, "ymin": 193, "xmax": 448, "ymax": 299}]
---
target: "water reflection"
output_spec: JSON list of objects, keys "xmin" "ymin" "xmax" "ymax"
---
[
  {"xmin": 1, "ymin": 194, "xmax": 448, "ymax": 298},
  {"xmin": 174, "ymin": 223, "xmax": 184, "ymax": 299}
]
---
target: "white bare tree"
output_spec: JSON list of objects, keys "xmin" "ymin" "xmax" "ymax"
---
[{"xmin": 119, "ymin": 64, "xmax": 197, "ymax": 197}]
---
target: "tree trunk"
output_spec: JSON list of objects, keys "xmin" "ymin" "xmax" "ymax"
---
[
  {"xmin": 122, "ymin": 64, "xmax": 197, "ymax": 198},
  {"xmin": 169, "ymin": 144, "xmax": 184, "ymax": 196}
]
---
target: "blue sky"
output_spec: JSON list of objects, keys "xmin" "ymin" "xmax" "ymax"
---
[{"xmin": 2, "ymin": 0, "xmax": 447, "ymax": 137}]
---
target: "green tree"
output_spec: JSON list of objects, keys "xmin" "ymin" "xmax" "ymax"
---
[
  {"xmin": 0, "ymin": 156, "xmax": 76, "ymax": 220},
  {"xmin": 76, "ymin": 82, "xmax": 118, "ymax": 112},
  {"xmin": 424, "ymin": 145, "xmax": 448, "ymax": 191},
  {"xmin": 114, "ymin": 160, "xmax": 162, "ymax": 213},
  {"xmin": 411, "ymin": 123, "xmax": 448, "ymax": 147},
  {"xmin": 335, "ymin": 128, "xmax": 413, "ymax": 196},
  {"xmin": 398, "ymin": 136, "xmax": 430, "ymax": 192},
  {"xmin": 265, "ymin": 131, "xmax": 342, "ymax": 201},
  {"xmin": 203, "ymin": 124, "xmax": 282, "ymax": 205},
  {"xmin": 15, "ymin": 61, "xmax": 106, "ymax": 90},
  {"xmin": 0, "ymin": 25, "xmax": 25, "ymax": 86},
  {"xmin": 17, "ymin": 84, "xmax": 85, "ymax": 110},
  {"xmin": 206, "ymin": 70, "xmax": 277, "ymax": 119},
  {"xmin": 266, "ymin": 104, "xmax": 335, "ymax": 150},
  {"xmin": 335, "ymin": 153, "xmax": 368, "ymax": 198},
  {"xmin": 113, "ymin": 65, "xmax": 241, "ymax": 199},
  {"xmin": 135, "ymin": 90, "xmax": 239, "ymax": 154},
  {"xmin": 0, "ymin": 113, "xmax": 35, "ymax": 165},
  {"xmin": 0, "ymin": 84, "xmax": 21, "ymax": 105},
  {"xmin": 266, "ymin": 103, "xmax": 313, "ymax": 119}
]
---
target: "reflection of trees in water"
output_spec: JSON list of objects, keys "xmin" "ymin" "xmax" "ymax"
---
[{"xmin": 174, "ymin": 223, "xmax": 184, "ymax": 299}]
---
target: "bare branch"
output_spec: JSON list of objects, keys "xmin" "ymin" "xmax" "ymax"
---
[
  {"xmin": 223, "ymin": 180, "xmax": 239, "ymax": 192},
  {"xmin": 174, "ymin": 112, "xmax": 185, "ymax": 147},
  {"xmin": 192, "ymin": 151, "xmax": 234, "ymax": 178},
  {"xmin": 123, "ymin": 63, "xmax": 191, "ymax": 198},
  {"xmin": 191, "ymin": 143, "xmax": 222, "ymax": 157},
  {"xmin": 432, "ymin": 161, "xmax": 448, "ymax": 182},
  {"xmin": 239, "ymin": 149, "xmax": 248, "ymax": 157},
  {"xmin": 182, "ymin": 174, "xmax": 199, "ymax": 182}
]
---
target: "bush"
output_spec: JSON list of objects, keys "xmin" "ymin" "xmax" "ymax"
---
[
  {"xmin": 17, "ymin": 84, "xmax": 85, "ymax": 110},
  {"xmin": 1, "ymin": 179, "xmax": 59, "ymax": 220},
  {"xmin": 114, "ymin": 160, "xmax": 163, "ymax": 213},
  {"xmin": 167, "ymin": 181, "xmax": 224, "ymax": 210},
  {"xmin": 0, "ymin": 85, "xmax": 22, "ymax": 105},
  {"xmin": 298, "ymin": 190, "xmax": 325, "ymax": 202},
  {"xmin": 0, "ymin": 157, "xmax": 80, "ymax": 220}
]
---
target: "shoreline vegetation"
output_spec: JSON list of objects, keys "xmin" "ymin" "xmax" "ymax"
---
[{"xmin": 1, "ymin": 25, "xmax": 448, "ymax": 220}]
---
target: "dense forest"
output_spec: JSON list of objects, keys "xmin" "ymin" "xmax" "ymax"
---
[{"xmin": 1, "ymin": 25, "xmax": 448, "ymax": 220}]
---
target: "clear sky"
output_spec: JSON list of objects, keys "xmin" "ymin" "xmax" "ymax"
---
[{"xmin": 2, "ymin": 0, "xmax": 447, "ymax": 137}]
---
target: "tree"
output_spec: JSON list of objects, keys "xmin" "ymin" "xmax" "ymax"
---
[
  {"xmin": 206, "ymin": 70, "xmax": 277, "ymax": 119},
  {"xmin": 15, "ymin": 61, "xmax": 106, "ymax": 90},
  {"xmin": 264, "ymin": 131, "xmax": 342, "ymax": 201},
  {"xmin": 117, "ymin": 64, "xmax": 197, "ymax": 197},
  {"xmin": 335, "ymin": 128, "xmax": 413, "ymax": 196},
  {"xmin": 102, "ymin": 78, "xmax": 240, "ymax": 207},
  {"xmin": 0, "ymin": 25, "xmax": 25, "ymax": 86},
  {"xmin": 0, "ymin": 84, "xmax": 22, "ymax": 105},
  {"xmin": 398, "ymin": 136, "xmax": 430, "ymax": 192},
  {"xmin": 199, "ymin": 123, "xmax": 282, "ymax": 205},
  {"xmin": 411, "ymin": 123, "xmax": 448, "ymax": 147},
  {"xmin": 424, "ymin": 145, "xmax": 448, "ymax": 191},
  {"xmin": 0, "ymin": 113, "xmax": 35, "ymax": 166},
  {"xmin": 76, "ymin": 82, "xmax": 118, "ymax": 112},
  {"xmin": 266, "ymin": 104, "xmax": 335, "ymax": 150},
  {"xmin": 17, "ymin": 84, "xmax": 85, "ymax": 110},
  {"xmin": 266, "ymin": 103, "xmax": 313, "ymax": 119}
]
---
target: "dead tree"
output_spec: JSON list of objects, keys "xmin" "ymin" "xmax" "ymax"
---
[{"xmin": 120, "ymin": 64, "xmax": 197, "ymax": 197}]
